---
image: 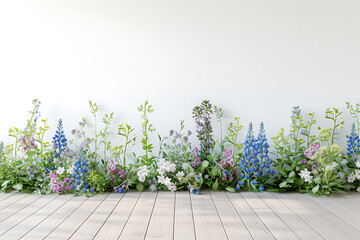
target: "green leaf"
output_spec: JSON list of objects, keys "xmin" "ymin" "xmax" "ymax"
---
[
  {"xmin": 225, "ymin": 187, "xmax": 235, "ymax": 193},
  {"xmin": 314, "ymin": 177, "xmax": 321, "ymax": 184},
  {"xmin": 136, "ymin": 183, "xmax": 144, "ymax": 192},
  {"xmin": 279, "ymin": 181, "xmax": 287, "ymax": 188},
  {"xmin": 212, "ymin": 180, "xmax": 219, "ymax": 191},
  {"xmin": 289, "ymin": 171, "xmax": 295, "ymax": 178},
  {"xmin": 312, "ymin": 185, "xmax": 319, "ymax": 194},
  {"xmin": 201, "ymin": 160, "xmax": 209, "ymax": 168},
  {"xmin": 211, "ymin": 167, "xmax": 219, "ymax": 177},
  {"xmin": 13, "ymin": 183, "xmax": 23, "ymax": 191},
  {"xmin": 206, "ymin": 155, "xmax": 213, "ymax": 161},
  {"xmin": 278, "ymin": 170, "xmax": 287, "ymax": 176}
]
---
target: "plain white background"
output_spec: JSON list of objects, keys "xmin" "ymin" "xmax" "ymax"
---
[{"xmin": 0, "ymin": 1, "xmax": 359, "ymax": 155}]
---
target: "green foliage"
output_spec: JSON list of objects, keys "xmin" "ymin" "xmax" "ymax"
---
[
  {"xmin": 346, "ymin": 102, "xmax": 360, "ymax": 135},
  {"xmin": 272, "ymin": 107, "xmax": 317, "ymax": 190},
  {"xmin": 116, "ymin": 123, "xmax": 136, "ymax": 168},
  {"xmin": 137, "ymin": 101, "xmax": 156, "ymax": 166}
]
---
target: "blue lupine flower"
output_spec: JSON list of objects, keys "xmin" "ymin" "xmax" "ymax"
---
[
  {"xmin": 259, "ymin": 185, "xmax": 264, "ymax": 191},
  {"xmin": 347, "ymin": 123, "xmax": 360, "ymax": 159},
  {"xmin": 195, "ymin": 189, "xmax": 201, "ymax": 195},
  {"xmin": 238, "ymin": 122, "xmax": 274, "ymax": 191},
  {"xmin": 236, "ymin": 184, "xmax": 240, "ymax": 190},
  {"xmin": 72, "ymin": 148, "xmax": 91, "ymax": 195},
  {"xmin": 45, "ymin": 168, "xmax": 50, "ymax": 173},
  {"xmin": 50, "ymin": 166, "xmax": 54, "ymax": 170},
  {"xmin": 52, "ymin": 119, "xmax": 68, "ymax": 157}
]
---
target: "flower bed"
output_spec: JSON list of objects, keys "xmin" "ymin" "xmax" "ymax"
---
[{"xmin": 0, "ymin": 99, "xmax": 359, "ymax": 196}]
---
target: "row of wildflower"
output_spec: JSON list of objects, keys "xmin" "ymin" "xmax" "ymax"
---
[{"xmin": 0, "ymin": 99, "xmax": 359, "ymax": 196}]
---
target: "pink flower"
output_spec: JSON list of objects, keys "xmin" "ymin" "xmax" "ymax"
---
[
  {"xmin": 57, "ymin": 181, "xmax": 64, "ymax": 188},
  {"xmin": 304, "ymin": 143, "xmax": 320, "ymax": 159},
  {"xmin": 224, "ymin": 149, "xmax": 232, "ymax": 157},
  {"xmin": 19, "ymin": 135, "xmax": 26, "ymax": 144},
  {"xmin": 49, "ymin": 173, "xmax": 57, "ymax": 179},
  {"xmin": 304, "ymin": 149, "xmax": 312, "ymax": 158},
  {"xmin": 50, "ymin": 182, "xmax": 59, "ymax": 192},
  {"xmin": 311, "ymin": 143, "xmax": 320, "ymax": 151},
  {"xmin": 29, "ymin": 137, "xmax": 37, "ymax": 148},
  {"xmin": 229, "ymin": 160, "xmax": 235, "ymax": 167},
  {"xmin": 23, "ymin": 146, "xmax": 29, "ymax": 152},
  {"xmin": 109, "ymin": 159, "xmax": 115, "ymax": 165}
]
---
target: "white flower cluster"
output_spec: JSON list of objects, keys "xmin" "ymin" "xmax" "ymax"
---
[
  {"xmin": 347, "ymin": 161, "xmax": 360, "ymax": 183},
  {"xmin": 176, "ymin": 171, "xmax": 185, "ymax": 180},
  {"xmin": 356, "ymin": 160, "xmax": 360, "ymax": 168},
  {"xmin": 299, "ymin": 169, "xmax": 313, "ymax": 183},
  {"xmin": 324, "ymin": 162, "xmax": 338, "ymax": 172},
  {"xmin": 347, "ymin": 169, "xmax": 360, "ymax": 183},
  {"xmin": 157, "ymin": 159, "xmax": 177, "ymax": 191},
  {"xmin": 137, "ymin": 165, "xmax": 150, "ymax": 182},
  {"xmin": 157, "ymin": 159, "xmax": 176, "ymax": 174},
  {"xmin": 158, "ymin": 175, "xmax": 176, "ymax": 192},
  {"xmin": 56, "ymin": 167, "xmax": 65, "ymax": 175}
]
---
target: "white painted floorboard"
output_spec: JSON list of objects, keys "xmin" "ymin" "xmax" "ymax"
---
[{"xmin": 0, "ymin": 191, "xmax": 358, "ymax": 240}]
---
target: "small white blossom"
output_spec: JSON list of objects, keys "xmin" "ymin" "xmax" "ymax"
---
[
  {"xmin": 347, "ymin": 174, "xmax": 356, "ymax": 183},
  {"xmin": 56, "ymin": 167, "xmax": 65, "ymax": 175},
  {"xmin": 356, "ymin": 160, "xmax": 360, "ymax": 168},
  {"xmin": 137, "ymin": 165, "xmax": 150, "ymax": 182},
  {"xmin": 67, "ymin": 166, "xmax": 74, "ymax": 175},
  {"xmin": 299, "ymin": 169, "xmax": 313, "ymax": 183},
  {"xmin": 355, "ymin": 169, "xmax": 360, "ymax": 179},
  {"xmin": 176, "ymin": 171, "xmax": 185, "ymax": 180}
]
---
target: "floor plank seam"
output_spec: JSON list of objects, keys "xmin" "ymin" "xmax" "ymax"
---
[
  {"xmin": 0, "ymin": 194, "xmax": 59, "ymax": 237},
  {"xmin": 143, "ymin": 191, "xmax": 159, "ymax": 240},
  {"xmin": 0, "ymin": 192, "xmax": 15, "ymax": 203},
  {"xmin": 68, "ymin": 193, "xmax": 110, "ymax": 239},
  {"xmin": 306, "ymin": 195, "xmax": 360, "ymax": 232},
  {"xmin": 42, "ymin": 196, "xmax": 90, "ymax": 239},
  {"xmin": 91, "ymin": 193, "xmax": 125, "ymax": 240},
  {"xmin": 288, "ymin": 194, "xmax": 351, "ymax": 239},
  {"xmin": 209, "ymin": 191, "xmax": 230, "ymax": 240},
  {"xmin": 188, "ymin": 191, "xmax": 197, "ymax": 240},
  {"xmin": 257, "ymin": 193, "xmax": 301, "ymax": 240},
  {"xmin": 0, "ymin": 194, "xmax": 43, "ymax": 224},
  {"xmin": 172, "ymin": 192, "xmax": 176, "ymax": 240},
  {"xmin": 239, "ymin": 192, "xmax": 276, "ymax": 240},
  {"xmin": 0, "ymin": 193, "xmax": 28, "ymax": 211},
  {"xmin": 225, "ymin": 192, "xmax": 254, "ymax": 240},
  {"xmin": 269, "ymin": 192, "xmax": 325, "ymax": 239},
  {"xmin": 273, "ymin": 193, "xmax": 348, "ymax": 240},
  {"xmin": 116, "ymin": 191, "xmax": 142, "ymax": 240},
  {"xmin": 18, "ymin": 195, "xmax": 74, "ymax": 239}
]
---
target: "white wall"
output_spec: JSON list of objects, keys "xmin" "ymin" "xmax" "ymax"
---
[{"xmin": 0, "ymin": 0, "xmax": 359, "ymax": 155}]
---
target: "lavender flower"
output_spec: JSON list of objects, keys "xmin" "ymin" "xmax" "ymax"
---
[{"xmin": 192, "ymin": 100, "xmax": 214, "ymax": 158}]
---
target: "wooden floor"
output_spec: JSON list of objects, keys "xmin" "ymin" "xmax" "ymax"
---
[{"xmin": 0, "ymin": 191, "xmax": 359, "ymax": 240}]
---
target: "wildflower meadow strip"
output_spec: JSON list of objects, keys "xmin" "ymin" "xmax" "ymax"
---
[{"xmin": 0, "ymin": 99, "xmax": 359, "ymax": 197}]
